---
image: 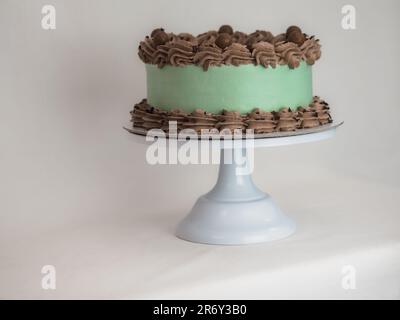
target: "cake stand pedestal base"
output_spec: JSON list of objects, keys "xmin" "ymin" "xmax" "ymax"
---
[
  {"xmin": 125, "ymin": 122, "xmax": 341, "ymax": 245},
  {"xmin": 176, "ymin": 148, "xmax": 295, "ymax": 245}
]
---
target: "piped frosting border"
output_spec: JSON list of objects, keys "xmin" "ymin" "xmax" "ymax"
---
[
  {"xmin": 130, "ymin": 96, "xmax": 332, "ymax": 134},
  {"xmin": 138, "ymin": 25, "xmax": 321, "ymax": 70}
]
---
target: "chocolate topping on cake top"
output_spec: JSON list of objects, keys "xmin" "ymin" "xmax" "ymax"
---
[{"xmin": 138, "ymin": 25, "xmax": 321, "ymax": 70}]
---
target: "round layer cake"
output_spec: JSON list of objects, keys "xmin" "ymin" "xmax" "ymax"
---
[{"xmin": 131, "ymin": 25, "xmax": 331, "ymax": 133}]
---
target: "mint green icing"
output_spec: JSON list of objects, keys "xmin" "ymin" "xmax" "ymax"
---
[{"xmin": 146, "ymin": 62, "xmax": 313, "ymax": 113}]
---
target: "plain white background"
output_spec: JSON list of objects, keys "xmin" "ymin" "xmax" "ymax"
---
[{"xmin": 0, "ymin": 0, "xmax": 399, "ymax": 299}]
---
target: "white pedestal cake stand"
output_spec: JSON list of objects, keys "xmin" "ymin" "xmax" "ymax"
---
[{"xmin": 125, "ymin": 122, "xmax": 342, "ymax": 245}]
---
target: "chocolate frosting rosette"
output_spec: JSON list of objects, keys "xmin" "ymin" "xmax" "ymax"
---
[
  {"xmin": 232, "ymin": 31, "xmax": 248, "ymax": 45},
  {"xmin": 194, "ymin": 45, "xmax": 223, "ymax": 71},
  {"xmin": 216, "ymin": 110, "xmax": 247, "ymax": 133},
  {"xmin": 252, "ymin": 42, "xmax": 278, "ymax": 68},
  {"xmin": 162, "ymin": 108, "xmax": 189, "ymax": 132},
  {"xmin": 197, "ymin": 31, "xmax": 218, "ymax": 47},
  {"xmin": 311, "ymin": 96, "xmax": 332, "ymax": 125},
  {"xmin": 130, "ymin": 99, "xmax": 148, "ymax": 128},
  {"xmin": 297, "ymin": 106, "xmax": 320, "ymax": 129},
  {"xmin": 138, "ymin": 37, "xmax": 157, "ymax": 63},
  {"xmin": 167, "ymin": 39, "xmax": 196, "ymax": 66},
  {"xmin": 300, "ymin": 36, "xmax": 321, "ymax": 65},
  {"xmin": 275, "ymin": 41, "xmax": 302, "ymax": 69},
  {"xmin": 246, "ymin": 30, "xmax": 274, "ymax": 47},
  {"xmin": 246, "ymin": 108, "xmax": 277, "ymax": 133},
  {"xmin": 223, "ymin": 43, "xmax": 253, "ymax": 66},
  {"xmin": 138, "ymin": 105, "xmax": 167, "ymax": 130},
  {"xmin": 182, "ymin": 109, "xmax": 218, "ymax": 134},
  {"xmin": 272, "ymin": 33, "xmax": 287, "ymax": 44},
  {"xmin": 276, "ymin": 108, "xmax": 298, "ymax": 131},
  {"xmin": 153, "ymin": 44, "xmax": 170, "ymax": 68}
]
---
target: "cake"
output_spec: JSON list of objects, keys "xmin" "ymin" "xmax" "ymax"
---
[{"xmin": 130, "ymin": 25, "xmax": 332, "ymax": 134}]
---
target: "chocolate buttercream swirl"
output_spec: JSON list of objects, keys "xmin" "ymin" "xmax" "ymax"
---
[
  {"xmin": 167, "ymin": 39, "xmax": 195, "ymax": 66},
  {"xmin": 272, "ymin": 33, "xmax": 287, "ymax": 44},
  {"xmin": 183, "ymin": 109, "xmax": 218, "ymax": 133},
  {"xmin": 309, "ymin": 96, "xmax": 331, "ymax": 125},
  {"xmin": 223, "ymin": 43, "xmax": 253, "ymax": 66},
  {"xmin": 246, "ymin": 108, "xmax": 276, "ymax": 133},
  {"xmin": 246, "ymin": 30, "xmax": 274, "ymax": 47},
  {"xmin": 297, "ymin": 106, "xmax": 320, "ymax": 129},
  {"xmin": 300, "ymin": 36, "xmax": 321, "ymax": 65},
  {"xmin": 197, "ymin": 31, "xmax": 218, "ymax": 46},
  {"xmin": 177, "ymin": 33, "xmax": 198, "ymax": 45},
  {"xmin": 153, "ymin": 44, "xmax": 170, "ymax": 68},
  {"xmin": 167, "ymin": 33, "xmax": 179, "ymax": 42},
  {"xmin": 142, "ymin": 112, "xmax": 165, "ymax": 130},
  {"xmin": 130, "ymin": 99, "xmax": 148, "ymax": 128},
  {"xmin": 312, "ymin": 96, "xmax": 328, "ymax": 110},
  {"xmin": 162, "ymin": 108, "xmax": 188, "ymax": 132},
  {"xmin": 275, "ymin": 41, "xmax": 302, "ymax": 69},
  {"xmin": 200, "ymin": 37, "xmax": 218, "ymax": 48},
  {"xmin": 194, "ymin": 46, "xmax": 223, "ymax": 71},
  {"xmin": 252, "ymin": 42, "xmax": 278, "ymax": 68},
  {"xmin": 276, "ymin": 108, "xmax": 298, "ymax": 131},
  {"xmin": 138, "ymin": 37, "xmax": 157, "ymax": 64},
  {"xmin": 134, "ymin": 103, "xmax": 167, "ymax": 130},
  {"xmin": 232, "ymin": 31, "xmax": 248, "ymax": 45},
  {"xmin": 216, "ymin": 110, "xmax": 247, "ymax": 132}
]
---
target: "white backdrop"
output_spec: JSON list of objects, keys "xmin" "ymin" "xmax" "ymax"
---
[{"xmin": 0, "ymin": 0, "xmax": 399, "ymax": 299}]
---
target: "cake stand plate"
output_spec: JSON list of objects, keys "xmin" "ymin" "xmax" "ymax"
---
[{"xmin": 124, "ymin": 122, "xmax": 343, "ymax": 245}]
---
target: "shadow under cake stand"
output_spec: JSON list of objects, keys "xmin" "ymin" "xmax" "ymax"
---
[{"xmin": 125, "ymin": 122, "xmax": 343, "ymax": 245}]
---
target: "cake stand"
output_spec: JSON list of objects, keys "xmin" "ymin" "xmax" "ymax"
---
[{"xmin": 125, "ymin": 122, "xmax": 343, "ymax": 245}]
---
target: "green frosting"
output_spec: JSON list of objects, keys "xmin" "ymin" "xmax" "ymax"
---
[{"xmin": 146, "ymin": 62, "xmax": 313, "ymax": 113}]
